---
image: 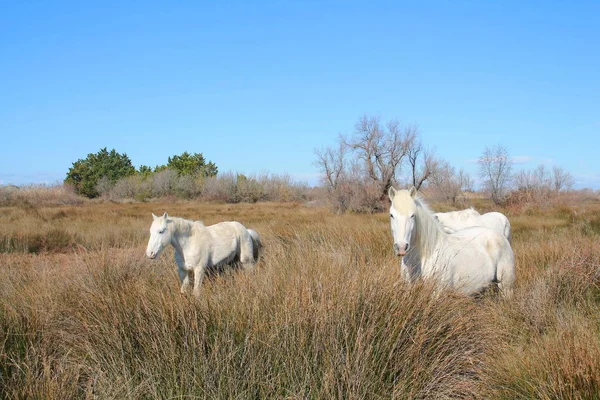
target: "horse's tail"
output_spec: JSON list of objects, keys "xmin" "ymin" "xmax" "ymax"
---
[
  {"xmin": 248, "ymin": 229, "xmax": 262, "ymax": 261},
  {"xmin": 496, "ymin": 242, "xmax": 515, "ymax": 299},
  {"xmin": 504, "ymin": 217, "xmax": 512, "ymax": 244}
]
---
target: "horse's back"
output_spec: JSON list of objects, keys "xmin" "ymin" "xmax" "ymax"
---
[
  {"xmin": 199, "ymin": 222, "xmax": 247, "ymax": 264},
  {"xmin": 438, "ymin": 209, "xmax": 511, "ymax": 242},
  {"xmin": 450, "ymin": 226, "xmax": 510, "ymax": 257},
  {"xmin": 435, "ymin": 208, "xmax": 481, "ymax": 233},
  {"xmin": 207, "ymin": 221, "xmax": 248, "ymax": 238}
]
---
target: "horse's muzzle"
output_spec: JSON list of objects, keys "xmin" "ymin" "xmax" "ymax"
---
[
  {"xmin": 394, "ymin": 243, "xmax": 408, "ymax": 257},
  {"xmin": 147, "ymin": 251, "xmax": 157, "ymax": 259}
]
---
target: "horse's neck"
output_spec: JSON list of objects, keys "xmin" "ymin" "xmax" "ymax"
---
[
  {"xmin": 414, "ymin": 202, "xmax": 447, "ymax": 265},
  {"xmin": 169, "ymin": 218, "xmax": 199, "ymax": 254}
]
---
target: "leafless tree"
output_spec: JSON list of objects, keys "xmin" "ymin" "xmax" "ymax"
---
[
  {"xmin": 458, "ymin": 168, "xmax": 474, "ymax": 192},
  {"xmin": 478, "ymin": 145, "xmax": 513, "ymax": 204},
  {"xmin": 533, "ymin": 165, "xmax": 552, "ymax": 192},
  {"xmin": 514, "ymin": 163, "xmax": 574, "ymax": 200},
  {"xmin": 552, "ymin": 165, "xmax": 575, "ymax": 192},
  {"xmin": 344, "ymin": 115, "xmax": 415, "ymax": 199},
  {"xmin": 407, "ymin": 136, "xmax": 439, "ymax": 191},
  {"xmin": 428, "ymin": 160, "xmax": 473, "ymax": 204},
  {"xmin": 514, "ymin": 169, "xmax": 535, "ymax": 192},
  {"xmin": 314, "ymin": 115, "xmax": 437, "ymax": 212},
  {"xmin": 313, "ymin": 141, "xmax": 348, "ymax": 191}
]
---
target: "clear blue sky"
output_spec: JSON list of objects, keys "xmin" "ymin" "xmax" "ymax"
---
[{"xmin": 1, "ymin": 1, "xmax": 599, "ymax": 188}]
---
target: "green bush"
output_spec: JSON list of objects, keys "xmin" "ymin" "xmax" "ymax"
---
[
  {"xmin": 167, "ymin": 151, "xmax": 218, "ymax": 177},
  {"xmin": 64, "ymin": 148, "xmax": 136, "ymax": 198}
]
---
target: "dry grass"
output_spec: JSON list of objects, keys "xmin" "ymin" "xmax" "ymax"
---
[
  {"xmin": 1, "ymin": 199, "xmax": 599, "ymax": 399},
  {"xmin": 0, "ymin": 184, "xmax": 84, "ymax": 207}
]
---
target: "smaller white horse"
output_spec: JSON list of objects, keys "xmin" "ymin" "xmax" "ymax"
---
[
  {"xmin": 434, "ymin": 208, "xmax": 512, "ymax": 243},
  {"xmin": 389, "ymin": 187, "xmax": 515, "ymax": 297},
  {"xmin": 146, "ymin": 213, "xmax": 261, "ymax": 297}
]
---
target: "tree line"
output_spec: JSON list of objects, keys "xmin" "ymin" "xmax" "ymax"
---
[
  {"xmin": 63, "ymin": 117, "xmax": 575, "ymax": 208},
  {"xmin": 63, "ymin": 148, "xmax": 308, "ymax": 203},
  {"xmin": 64, "ymin": 149, "xmax": 217, "ymax": 198},
  {"xmin": 314, "ymin": 115, "xmax": 574, "ymax": 212}
]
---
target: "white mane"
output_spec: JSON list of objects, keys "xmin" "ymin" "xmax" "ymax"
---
[
  {"xmin": 410, "ymin": 196, "xmax": 446, "ymax": 262},
  {"xmin": 168, "ymin": 216, "xmax": 196, "ymax": 235}
]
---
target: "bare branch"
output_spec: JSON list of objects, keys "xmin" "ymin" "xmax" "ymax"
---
[
  {"xmin": 478, "ymin": 145, "xmax": 513, "ymax": 204},
  {"xmin": 428, "ymin": 160, "xmax": 472, "ymax": 204},
  {"xmin": 407, "ymin": 131, "xmax": 437, "ymax": 191},
  {"xmin": 552, "ymin": 165, "xmax": 574, "ymax": 192},
  {"xmin": 313, "ymin": 142, "xmax": 347, "ymax": 190},
  {"xmin": 345, "ymin": 115, "xmax": 414, "ymax": 198}
]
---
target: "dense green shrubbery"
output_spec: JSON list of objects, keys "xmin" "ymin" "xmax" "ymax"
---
[
  {"xmin": 65, "ymin": 149, "xmax": 219, "ymax": 199},
  {"xmin": 165, "ymin": 151, "xmax": 218, "ymax": 177},
  {"xmin": 64, "ymin": 148, "xmax": 136, "ymax": 198}
]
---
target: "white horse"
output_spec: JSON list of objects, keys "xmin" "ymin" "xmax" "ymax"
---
[
  {"xmin": 434, "ymin": 208, "xmax": 512, "ymax": 243},
  {"xmin": 389, "ymin": 187, "xmax": 515, "ymax": 297},
  {"xmin": 146, "ymin": 213, "xmax": 261, "ymax": 297}
]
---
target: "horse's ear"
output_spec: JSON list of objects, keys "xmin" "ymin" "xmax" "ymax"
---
[
  {"xmin": 409, "ymin": 186, "xmax": 417, "ymax": 198},
  {"xmin": 162, "ymin": 212, "xmax": 168, "ymax": 219},
  {"xmin": 152, "ymin": 213, "xmax": 157, "ymax": 220},
  {"xmin": 388, "ymin": 186, "xmax": 397, "ymax": 200}
]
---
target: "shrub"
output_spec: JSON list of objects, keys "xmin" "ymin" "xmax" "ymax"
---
[
  {"xmin": 201, "ymin": 172, "xmax": 239, "ymax": 203},
  {"xmin": 150, "ymin": 169, "xmax": 179, "ymax": 198},
  {"xmin": 64, "ymin": 148, "xmax": 136, "ymax": 198},
  {"xmin": 167, "ymin": 151, "xmax": 218, "ymax": 177}
]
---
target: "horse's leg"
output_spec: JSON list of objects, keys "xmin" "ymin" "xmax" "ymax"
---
[
  {"xmin": 179, "ymin": 269, "xmax": 192, "ymax": 294},
  {"xmin": 192, "ymin": 266, "xmax": 206, "ymax": 298},
  {"xmin": 175, "ymin": 251, "xmax": 191, "ymax": 294}
]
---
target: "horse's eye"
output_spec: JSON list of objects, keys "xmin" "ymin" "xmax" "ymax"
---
[
  {"xmin": 390, "ymin": 214, "xmax": 394, "ymax": 219},
  {"xmin": 411, "ymin": 214, "xmax": 416, "ymax": 219},
  {"xmin": 159, "ymin": 229, "xmax": 166, "ymax": 234}
]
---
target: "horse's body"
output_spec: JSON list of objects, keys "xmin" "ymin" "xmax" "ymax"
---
[
  {"xmin": 434, "ymin": 208, "xmax": 512, "ymax": 243},
  {"xmin": 146, "ymin": 213, "xmax": 260, "ymax": 297},
  {"xmin": 389, "ymin": 187, "xmax": 515, "ymax": 297}
]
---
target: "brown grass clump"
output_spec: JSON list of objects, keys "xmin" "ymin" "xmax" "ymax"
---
[
  {"xmin": 0, "ymin": 184, "xmax": 85, "ymax": 207},
  {"xmin": 1, "ymin": 199, "xmax": 600, "ymax": 399}
]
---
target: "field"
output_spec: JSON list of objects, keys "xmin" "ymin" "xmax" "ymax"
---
[{"xmin": 1, "ymin": 197, "xmax": 600, "ymax": 399}]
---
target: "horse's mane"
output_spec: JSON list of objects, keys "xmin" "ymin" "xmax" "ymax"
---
[
  {"xmin": 168, "ymin": 216, "xmax": 204, "ymax": 236},
  {"xmin": 413, "ymin": 195, "xmax": 446, "ymax": 260}
]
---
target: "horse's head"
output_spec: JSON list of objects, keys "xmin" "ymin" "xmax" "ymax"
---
[
  {"xmin": 146, "ymin": 212, "xmax": 171, "ymax": 259},
  {"xmin": 388, "ymin": 186, "xmax": 418, "ymax": 257}
]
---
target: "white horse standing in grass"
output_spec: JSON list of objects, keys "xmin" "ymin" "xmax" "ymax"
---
[
  {"xmin": 146, "ymin": 213, "xmax": 261, "ymax": 297},
  {"xmin": 389, "ymin": 187, "xmax": 515, "ymax": 297},
  {"xmin": 434, "ymin": 208, "xmax": 512, "ymax": 243}
]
